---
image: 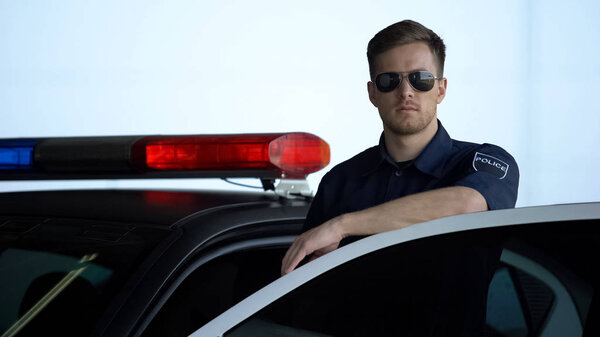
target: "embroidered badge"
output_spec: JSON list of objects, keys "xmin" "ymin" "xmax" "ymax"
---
[{"xmin": 472, "ymin": 152, "xmax": 509, "ymax": 180}]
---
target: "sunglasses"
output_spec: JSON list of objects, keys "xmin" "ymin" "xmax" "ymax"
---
[{"xmin": 374, "ymin": 71, "xmax": 440, "ymax": 93}]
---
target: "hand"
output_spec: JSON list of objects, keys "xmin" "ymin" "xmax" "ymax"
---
[{"xmin": 281, "ymin": 216, "xmax": 345, "ymax": 275}]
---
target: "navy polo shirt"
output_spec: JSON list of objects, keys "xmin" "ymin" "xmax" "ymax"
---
[{"xmin": 303, "ymin": 120, "xmax": 519, "ymax": 232}]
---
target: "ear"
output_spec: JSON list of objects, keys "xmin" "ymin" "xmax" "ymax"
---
[
  {"xmin": 367, "ymin": 81, "xmax": 378, "ymax": 107},
  {"xmin": 436, "ymin": 77, "xmax": 447, "ymax": 104}
]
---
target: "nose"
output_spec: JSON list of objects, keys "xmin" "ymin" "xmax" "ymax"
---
[{"xmin": 397, "ymin": 75, "xmax": 414, "ymax": 99}]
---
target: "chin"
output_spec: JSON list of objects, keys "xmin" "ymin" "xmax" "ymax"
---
[{"xmin": 387, "ymin": 118, "xmax": 435, "ymax": 136}]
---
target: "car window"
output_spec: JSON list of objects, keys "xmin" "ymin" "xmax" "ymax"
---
[
  {"xmin": 0, "ymin": 248, "xmax": 111, "ymax": 337},
  {"xmin": 0, "ymin": 216, "xmax": 173, "ymax": 337},
  {"xmin": 141, "ymin": 245, "xmax": 290, "ymax": 337},
  {"xmin": 223, "ymin": 220, "xmax": 597, "ymax": 337},
  {"xmin": 486, "ymin": 266, "xmax": 529, "ymax": 337}
]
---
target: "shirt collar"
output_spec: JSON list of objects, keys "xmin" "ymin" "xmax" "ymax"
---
[
  {"xmin": 413, "ymin": 120, "xmax": 453, "ymax": 178},
  {"xmin": 362, "ymin": 120, "xmax": 453, "ymax": 178},
  {"xmin": 359, "ymin": 134, "xmax": 388, "ymax": 177}
]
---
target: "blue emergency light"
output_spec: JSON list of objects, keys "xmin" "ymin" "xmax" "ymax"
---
[{"xmin": 0, "ymin": 141, "xmax": 35, "ymax": 170}]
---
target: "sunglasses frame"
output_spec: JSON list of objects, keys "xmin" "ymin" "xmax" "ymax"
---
[{"xmin": 374, "ymin": 71, "xmax": 441, "ymax": 93}]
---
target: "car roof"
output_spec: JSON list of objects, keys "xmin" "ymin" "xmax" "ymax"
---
[{"xmin": 0, "ymin": 189, "xmax": 289, "ymax": 226}]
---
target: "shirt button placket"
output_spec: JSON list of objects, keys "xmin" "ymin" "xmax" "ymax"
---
[{"xmin": 385, "ymin": 169, "xmax": 403, "ymax": 201}]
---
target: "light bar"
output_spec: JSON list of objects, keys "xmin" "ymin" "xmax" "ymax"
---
[
  {"xmin": 0, "ymin": 141, "xmax": 35, "ymax": 170},
  {"xmin": 0, "ymin": 133, "xmax": 330, "ymax": 180},
  {"xmin": 138, "ymin": 133, "xmax": 330, "ymax": 179}
]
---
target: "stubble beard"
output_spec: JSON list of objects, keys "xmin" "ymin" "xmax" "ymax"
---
[{"xmin": 381, "ymin": 109, "xmax": 436, "ymax": 136}]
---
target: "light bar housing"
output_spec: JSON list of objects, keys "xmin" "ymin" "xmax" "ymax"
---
[{"xmin": 0, "ymin": 133, "xmax": 330, "ymax": 181}]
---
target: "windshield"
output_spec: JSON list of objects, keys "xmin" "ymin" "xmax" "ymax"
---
[{"xmin": 0, "ymin": 216, "xmax": 173, "ymax": 337}]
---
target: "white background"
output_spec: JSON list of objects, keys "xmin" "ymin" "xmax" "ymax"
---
[{"xmin": 1, "ymin": 0, "xmax": 599, "ymax": 207}]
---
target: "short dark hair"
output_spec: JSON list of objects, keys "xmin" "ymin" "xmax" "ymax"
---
[{"xmin": 367, "ymin": 20, "xmax": 446, "ymax": 80}]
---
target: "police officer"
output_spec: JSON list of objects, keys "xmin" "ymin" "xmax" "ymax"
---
[
  {"xmin": 281, "ymin": 20, "xmax": 519, "ymax": 275},
  {"xmin": 280, "ymin": 19, "xmax": 519, "ymax": 337}
]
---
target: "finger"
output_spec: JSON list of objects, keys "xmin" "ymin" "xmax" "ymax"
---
[
  {"xmin": 281, "ymin": 238, "xmax": 302, "ymax": 275},
  {"xmin": 282, "ymin": 244, "xmax": 305, "ymax": 275},
  {"xmin": 281, "ymin": 245, "xmax": 293, "ymax": 275},
  {"xmin": 285, "ymin": 248, "xmax": 308, "ymax": 275},
  {"xmin": 281, "ymin": 236, "xmax": 312, "ymax": 275}
]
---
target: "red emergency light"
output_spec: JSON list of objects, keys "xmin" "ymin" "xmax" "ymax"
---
[{"xmin": 139, "ymin": 133, "xmax": 329, "ymax": 178}]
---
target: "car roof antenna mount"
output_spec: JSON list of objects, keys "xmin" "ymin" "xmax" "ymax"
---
[{"xmin": 273, "ymin": 178, "xmax": 312, "ymax": 199}]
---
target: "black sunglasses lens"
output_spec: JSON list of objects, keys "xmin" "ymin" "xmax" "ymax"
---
[
  {"xmin": 409, "ymin": 71, "xmax": 435, "ymax": 91},
  {"xmin": 375, "ymin": 73, "xmax": 400, "ymax": 93}
]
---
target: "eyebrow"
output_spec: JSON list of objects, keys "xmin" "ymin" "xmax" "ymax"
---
[
  {"xmin": 378, "ymin": 68, "xmax": 431, "ymax": 75},
  {"xmin": 397, "ymin": 68, "xmax": 430, "ymax": 73}
]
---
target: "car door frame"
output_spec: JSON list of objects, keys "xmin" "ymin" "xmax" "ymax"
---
[{"xmin": 190, "ymin": 203, "xmax": 600, "ymax": 337}]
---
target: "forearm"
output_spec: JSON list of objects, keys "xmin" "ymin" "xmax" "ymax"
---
[
  {"xmin": 336, "ymin": 186, "xmax": 487, "ymax": 237},
  {"xmin": 282, "ymin": 186, "xmax": 487, "ymax": 275}
]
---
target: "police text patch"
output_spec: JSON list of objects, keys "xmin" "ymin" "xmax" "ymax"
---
[{"xmin": 472, "ymin": 152, "xmax": 509, "ymax": 179}]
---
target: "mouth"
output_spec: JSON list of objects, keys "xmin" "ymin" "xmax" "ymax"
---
[
  {"xmin": 398, "ymin": 106, "xmax": 419, "ymax": 112},
  {"xmin": 396, "ymin": 102, "xmax": 419, "ymax": 111}
]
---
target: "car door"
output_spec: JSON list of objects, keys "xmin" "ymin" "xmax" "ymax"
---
[{"xmin": 192, "ymin": 203, "xmax": 600, "ymax": 337}]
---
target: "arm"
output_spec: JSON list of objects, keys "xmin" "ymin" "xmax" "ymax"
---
[{"xmin": 281, "ymin": 186, "xmax": 486, "ymax": 275}]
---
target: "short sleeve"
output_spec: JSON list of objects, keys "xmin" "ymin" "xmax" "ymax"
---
[{"xmin": 454, "ymin": 144, "xmax": 519, "ymax": 210}]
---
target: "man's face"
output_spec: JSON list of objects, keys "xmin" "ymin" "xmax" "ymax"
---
[{"xmin": 367, "ymin": 42, "xmax": 447, "ymax": 137}]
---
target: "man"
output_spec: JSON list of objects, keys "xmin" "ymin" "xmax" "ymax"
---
[{"xmin": 281, "ymin": 20, "xmax": 519, "ymax": 275}]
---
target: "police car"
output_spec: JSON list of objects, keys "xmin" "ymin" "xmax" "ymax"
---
[{"xmin": 0, "ymin": 133, "xmax": 598, "ymax": 337}]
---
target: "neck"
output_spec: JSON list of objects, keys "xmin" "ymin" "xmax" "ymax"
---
[{"xmin": 384, "ymin": 120, "xmax": 438, "ymax": 162}]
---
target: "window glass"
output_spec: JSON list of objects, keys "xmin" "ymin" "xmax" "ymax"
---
[
  {"xmin": 141, "ymin": 246, "xmax": 289, "ymax": 337},
  {"xmin": 486, "ymin": 267, "xmax": 528, "ymax": 337},
  {"xmin": 224, "ymin": 220, "xmax": 597, "ymax": 337},
  {"xmin": 0, "ymin": 216, "xmax": 172, "ymax": 337},
  {"xmin": 510, "ymin": 266, "xmax": 555, "ymax": 333},
  {"xmin": 0, "ymin": 249, "xmax": 111, "ymax": 337}
]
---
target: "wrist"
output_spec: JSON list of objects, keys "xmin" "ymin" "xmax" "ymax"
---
[{"xmin": 332, "ymin": 212, "xmax": 355, "ymax": 239}]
